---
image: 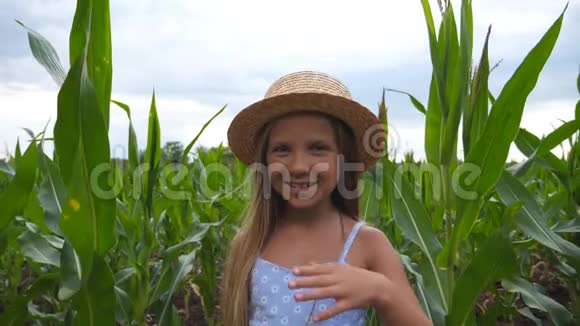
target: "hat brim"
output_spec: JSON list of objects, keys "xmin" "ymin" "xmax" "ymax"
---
[{"xmin": 227, "ymin": 92, "xmax": 385, "ymax": 171}]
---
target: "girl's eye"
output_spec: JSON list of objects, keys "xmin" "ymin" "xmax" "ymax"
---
[
  {"xmin": 272, "ymin": 145, "xmax": 289, "ymax": 153},
  {"xmin": 311, "ymin": 143, "xmax": 329, "ymax": 152}
]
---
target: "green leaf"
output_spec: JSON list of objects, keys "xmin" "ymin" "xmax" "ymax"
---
[
  {"xmin": 517, "ymin": 307, "xmax": 543, "ymax": 325},
  {"xmin": 537, "ymin": 120, "xmax": 579, "ymax": 155},
  {"xmin": 400, "ymin": 255, "xmax": 440, "ymax": 324},
  {"xmin": 425, "ymin": 75, "xmax": 442, "ymax": 165},
  {"xmin": 59, "ymin": 241, "xmax": 82, "ymax": 300},
  {"xmin": 69, "ymin": 0, "xmax": 112, "ymax": 129},
  {"xmin": 114, "ymin": 286, "xmax": 133, "ymax": 324},
  {"xmin": 552, "ymin": 218, "xmax": 580, "ymax": 233},
  {"xmin": 144, "ymin": 91, "xmax": 161, "ymax": 215},
  {"xmin": 0, "ymin": 142, "xmax": 38, "ymax": 230},
  {"xmin": 420, "ymin": 0, "xmax": 447, "ymax": 120},
  {"xmin": 15, "ymin": 140, "xmax": 22, "ymax": 162},
  {"xmin": 440, "ymin": 1, "xmax": 468, "ymax": 165},
  {"xmin": 463, "ymin": 26, "xmax": 491, "ymax": 156},
  {"xmin": 17, "ymin": 230, "xmax": 61, "ymax": 267},
  {"xmin": 448, "ymin": 230, "xmax": 518, "ymax": 325},
  {"xmin": 71, "ymin": 254, "xmax": 115, "ymax": 326},
  {"xmin": 16, "ymin": 20, "xmax": 66, "ymax": 86},
  {"xmin": 112, "ymin": 100, "xmax": 139, "ymax": 170},
  {"xmin": 502, "ymin": 277, "xmax": 573, "ymax": 326},
  {"xmin": 114, "ymin": 267, "xmax": 136, "ymax": 284},
  {"xmin": 514, "ymin": 128, "xmax": 568, "ymax": 176},
  {"xmin": 465, "ymin": 5, "xmax": 566, "ymax": 196},
  {"xmin": 181, "ymin": 104, "xmax": 227, "ymax": 163},
  {"xmin": 385, "ymin": 88, "xmax": 426, "ymax": 115},
  {"xmin": 159, "ymin": 249, "xmax": 198, "ymax": 323},
  {"xmin": 0, "ymin": 296, "xmax": 28, "ymax": 326},
  {"xmin": 384, "ymin": 159, "xmax": 448, "ymax": 313},
  {"xmin": 55, "ymin": 45, "xmax": 115, "ymax": 273},
  {"xmin": 24, "ymin": 189, "xmax": 51, "ymax": 234},
  {"xmin": 452, "ymin": 6, "xmax": 568, "ymax": 250},
  {"xmin": 0, "ymin": 160, "xmax": 15, "ymax": 178},
  {"xmin": 165, "ymin": 220, "xmax": 224, "ymax": 255},
  {"xmin": 37, "ymin": 148, "xmax": 66, "ymax": 235},
  {"xmin": 496, "ymin": 171, "xmax": 580, "ymax": 259}
]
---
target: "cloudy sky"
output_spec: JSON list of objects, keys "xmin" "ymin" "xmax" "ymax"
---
[{"xmin": 1, "ymin": 0, "xmax": 578, "ymax": 161}]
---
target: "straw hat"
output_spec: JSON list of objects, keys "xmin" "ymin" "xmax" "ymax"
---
[{"xmin": 227, "ymin": 71, "xmax": 385, "ymax": 171}]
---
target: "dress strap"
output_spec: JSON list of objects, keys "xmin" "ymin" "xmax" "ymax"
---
[{"xmin": 338, "ymin": 221, "xmax": 364, "ymax": 263}]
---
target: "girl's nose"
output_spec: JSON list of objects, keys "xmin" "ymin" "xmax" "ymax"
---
[{"xmin": 288, "ymin": 151, "xmax": 309, "ymax": 175}]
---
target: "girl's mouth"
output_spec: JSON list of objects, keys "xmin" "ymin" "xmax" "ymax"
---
[{"xmin": 287, "ymin": 182, "xmax": 317, "ymax": 191}]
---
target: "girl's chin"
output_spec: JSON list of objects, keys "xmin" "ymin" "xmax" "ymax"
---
[
  {"xmin": 283, "ymin": 191, "xmax": 326, "ymax": 209},
  {"xmin": 286, "ymin": 198, "xmax": 320, "ymax": 208}
]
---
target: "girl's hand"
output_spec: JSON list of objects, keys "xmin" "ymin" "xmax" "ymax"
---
[{"xmin": 288, "ymin": 263, "xmax": 392, "ymax": 322}]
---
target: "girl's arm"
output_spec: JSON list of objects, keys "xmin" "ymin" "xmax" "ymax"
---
[{"xmin": 362, "ymin": 226, "xmax": 432, "ymax": 326}]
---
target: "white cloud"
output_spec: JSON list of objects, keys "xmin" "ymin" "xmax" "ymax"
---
[
  {"xmin": 386, "ymin": 98, "xmax": 576, "ymax": 162},
  {"xmin": 1, "ymin": 0, "xmax": 578, "ymax": 163},
  {"xmin": 0, "ymin": 85, "xmax": 229, "ymax": 159}
]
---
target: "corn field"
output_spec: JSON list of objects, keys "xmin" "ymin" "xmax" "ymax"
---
[{"xmin": 1, "ymin": 0, "xmax": 579, "ymax": 325}]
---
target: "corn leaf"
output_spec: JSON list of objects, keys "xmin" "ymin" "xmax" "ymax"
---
[
  {"xmin": 69, "ymin": 0, "xmax": 112, "ymax": 130},
  {"xmin": 0, "ymin": 142, "xmax": 38, "ymax": 230},
  {"xmin": 552, "ymin": 218, "xmax": 580, "ymax": 233},
  {"xmin": 114, "ymin": 285, "xmax": 132, "ymax": 324},
  {"xmin": 16, "ymin": 20, "xmax": 66, "ymax": 86},
  {"xmin": 496, "ymin": 171, "xmax": 580, "ymax": 259},
  {"xmin": 420, "ymin": 0, "xmax": 447, "ymax": 119},
  {"xmin": 17, "ymin": 230, "xmax": 61, "ymax": 267},
  {"xmin": 464, "ymin": 6, "xmax": 566, "ymax": 196},
  {"xmin": 425, "ymin": 76, "xmax": 443, "ymax": 165},
  {"xmin": 0, "ymin": 160, "xmax": 15, "ymax": 178},
  {"xmin": 24, "ymin": 189, "xmax": 51, "ymax": 234},
  {"xmin": 451, "ymin": 6, "xmax": 567, "ymax": 250},
  {"xmin": 384, "ymin": 89, "xmax": 426, "ymax": 115},
  {"xmin": 112, "ymin": 100, "xmax": 139, "ymax": 170},
  {"xmin": 37, "ymin": 148, "xmax": 66, "ymax": 236},
  {"xmin": 440, "ymin": 2, "xmax": 467, "ymax": 164},
  {"xmin": 164, "ymin": 220, "xmax": 224, "ymax": 255},
  {"xmin": 158, "ymin": 249, "xmax": 198, "ymax": 324},
  {"xmin": 463, "ymin": 26, "xmax": 490, "ymax": 156},
  {"xmin": 0, "ymin": 297, "xmax": 28, "ymax": 326},
  {"xmin": 58, "ymin": 241, "xmax": 82, "ymax": 300},
  {"xmin": 384, "ymin": 159, "xmax": 448, "ymax": 314},
  {"xmin": 514, "ymin": 128, "xmax": 568, "ymax": 176},
  {"xmin": 181, "ymin": 104, "xmax": 227, "ymax": 163},
  {"xmin": 55, "ymin": 45, "xmax": 115, "ymax": 271},
  {"xmin": 71, "ymin": 254, "xmax": 115, "ymax": 326},
  {"xmin": 537, "ymin": 120, "xmax": 579, "ymax": 155},
  {"xmin": 144, "ymin": 92, "xmax": 161, "ymax": 215},
  {"xmin": 448, "ymin": 230, "xmax": 518, "ymax": 325},
  {"xmin": 502, "ymin": 276, "xmax": 573, "ymax": 326},
  {"xmin": 400, "ymin": 255, "xmax": 437, "ymax": 324}
]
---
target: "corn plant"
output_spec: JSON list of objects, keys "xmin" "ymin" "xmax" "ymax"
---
[
  {"xmin": 0, "ymin": 0, "xmax": 237, "ymax": 325},
  {"xmin": 365, "ymin": 1, "xmax": 579, "ymax": 325},
  {"xmin": 1, "ymin": 0, "xmax": 579, "ymax": 325}
]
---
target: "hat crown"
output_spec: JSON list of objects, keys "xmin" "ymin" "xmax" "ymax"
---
[{"xmin": 264, "ymin": 71, "xmax": 352, "ymax": 100}]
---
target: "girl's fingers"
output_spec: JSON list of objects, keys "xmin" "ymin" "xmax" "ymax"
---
[
  {"xmin": 294, "ymin": 286, "xmax": 338, "ymax": 302},
  {"xmin": 293, "ymin": 263, "xmax": 338, "ymax": 276},
  {"xmin": 289, "ymin": 275, "xmax": 334, "ymax": 289},
  {"xmin": 312, "ymin": 301, "xmax": 350, "ymax": 322}
]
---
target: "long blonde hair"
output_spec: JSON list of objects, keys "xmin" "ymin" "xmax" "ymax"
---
[{"xmin": 220, "ymin": 112, "xmax": 361, "ymax": 325}]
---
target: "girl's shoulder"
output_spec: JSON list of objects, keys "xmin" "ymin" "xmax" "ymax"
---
[{"xmin": 354, "ymin": 222, "xmax": 399, "ymax": 269}]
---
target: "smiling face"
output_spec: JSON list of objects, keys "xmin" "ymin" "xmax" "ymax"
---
[{"xmin": 265, "ymin": 113, "xmax": 340, "ymax": 210}]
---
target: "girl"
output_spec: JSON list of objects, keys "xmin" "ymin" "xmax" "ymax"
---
[{"xmin": 221, "ymin": 71, "xmax": 430, "ymax": 325}]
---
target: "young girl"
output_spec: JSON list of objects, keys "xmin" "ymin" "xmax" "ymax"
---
[{"xmin": 221, "ymin": 71, "xmax": 430, "ymax": 325}]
